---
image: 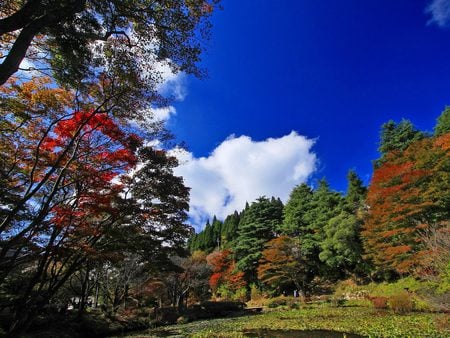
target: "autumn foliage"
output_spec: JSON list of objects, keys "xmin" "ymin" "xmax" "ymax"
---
[
  {"xmin": 206, "ymin": 249, "xmax": 246, "ymax": 294},
  {"xmin": 363, "ymin": 133, "xmax": 450, "ymax": 274},
  {"xmin": 0, "ymin": 77, "xmax": 190, "ymax": 334}
]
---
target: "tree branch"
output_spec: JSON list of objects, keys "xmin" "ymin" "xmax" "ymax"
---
[
  {"xmin": 0, "ymin": 0, "xmax": 86, "ymax": 86},
  {"xmin": 0, "ymin": 0, "xmax": 43, "ymax": 35}
]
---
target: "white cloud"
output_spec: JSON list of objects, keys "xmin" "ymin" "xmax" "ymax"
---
[
  {"xmin": 150, "ymin": 106, "xmax": 177, "ymax": 121},
  {"xmin": 154, "ymin": 61, "xmax": 188, "ymax": 101},
  {"xmin": 172, "ymin": 132, "xmax": 317, "ymax": 230},
  {"xmin": 426, "ymin": 0, "xmax": 450, "ymax": 27}
]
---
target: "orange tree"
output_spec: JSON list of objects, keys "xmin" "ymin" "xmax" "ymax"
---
[
  {"xmin": 362, "ymin": 132, "xmax": 450, "ymax": 276},
  {"xmin": 257, "ymin": 236, "xmax": 313, "ymax": 297},
  {"xmin": 206, "ymin": 249, "xmax": 246, "ymax": 297}
]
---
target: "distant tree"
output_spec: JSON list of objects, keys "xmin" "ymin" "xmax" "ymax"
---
[
  {"xmin": 183, "ymin": 251, "xmax": 212, "ymax": 303},
  {"xmin": 221, "ymin": 211, "xmax": 240, "ymax": 246},
  {"xmin": 206, "ymin": 249, "xmax": 245, "ymax": 295},
  {"xmin": 258, "ymin": 236, "xmax": 312, "ymax": 297},
  {"xmin": 345, "ymin": 170, "xmax": 367, "ymax": 213},
  {"xmin": 235, "ymin": 197, "xmax": 283, "ymax": 283},
  {"xmin": 377, "ymin": 119, "xmax": 425, "ymax": 165},
  {"xmin": 301, "ymin": 179, "xmax": 343, "ymax": 276},
  {"xmin": 435, "ymin": 107, "xmax": 450, "ymax": 136},
  {"xmin": 211, "ymin": 216, "xmax": 223, "ymax": 249},
  {"xmin": 319, "ymin": 171, "xmax": 369, "ymax": 279},
  {"xmin": 279, "ymin": 183, "xmax": 313, "ymax": 236},
  {"xmin": 161, "ymin": 253, "xmax": 212, "ymax": 310}
]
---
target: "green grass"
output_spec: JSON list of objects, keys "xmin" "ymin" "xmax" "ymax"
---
[{"xmin": 122, "ymin": 303, "xmax": 449, "ymax": 337}]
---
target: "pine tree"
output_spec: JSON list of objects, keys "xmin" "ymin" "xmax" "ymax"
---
[
  {"xmin": 279, "ymin": 183, "xmax": 314, "ymax": 236},
  {"xmin": 319, "ymin": 171, "xmax": 368, "ymax": 279},
  {"xmin": 435, "ymin": 107, "xmax": 450, "ymax": 136},
  {"xmin": 377, "ymin": 119, "xmax": 425, "ymax": 165},
  {"xmin": 221, "ymin": 211, "xmax": 240, "ymax": 246},
  {"xmin": 235, "ymin": 197, "xmax": 283, "ymax": 283}
]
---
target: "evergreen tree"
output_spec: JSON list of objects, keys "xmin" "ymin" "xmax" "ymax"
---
[
  {"xmin": 235, "ymin": 197, "xmax": 283, "ymax": 283},
  {"xmin": 345, "ymin": 170, "xmax": 367, "ymax": 213},
  {"xmin": 279, "ymin": 183, "xmax": 314, "ymax": 236},
  {"xmin": 211, "ymin": 216, "xmax": 223, "ymax": 250},
  {"xmin": 319, "ymin": 172, "xmax": 370, "ymax": 280},
  {"xmin": 221, "ymin": 211, "xmax": 240, "ymax": 246},
  {"xmin": 435, "ymin": 107, "xmax": 450, "ymax": 136},
  {"xmin": 302, "ymin": 180, "xmax": 343, "ymax": 251},
  {"xmin": 377, "ymin": 119, "xmax": 425, "ymax": 165}
]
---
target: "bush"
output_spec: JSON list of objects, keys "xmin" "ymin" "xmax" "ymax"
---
[
  {"xmin": 412, "ymin": 295, "xmax": 433, "ymax": 312},
  {"xmin": 232, "ymin": 287, "xmax": 248, "ymax": 302},
  {"xmin": 266, "ymin": 296, "xmax": 300, "ymax": 309},
  {"xmin": 330, "ymin": 296, "xmax": 346, "ymax": 307},
  {"xmin": 369, "ymin": 296, "xmax": 388, "ymax": 309},
  {"xmin": 388, "ymin": 292, "xmax": 414, "ymax": 314},
  {"xmin": 366, "ymin": 277, "xmax": 429, "ymax": 296},
  {"xmin": 215, "ymin": 284, "xmax": 234, "ymax": 300},
  {"xmin": 248, "ymin": 284, "xmax": 267, "ymax": 307},
  {"xmin": 267, "ymin": 297, "xmax": 287, "ymax": 308}
]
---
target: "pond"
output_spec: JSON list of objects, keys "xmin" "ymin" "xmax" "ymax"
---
[{"xmin": 242, "ymin": 329, "xmax": 365, "ymax": 338}]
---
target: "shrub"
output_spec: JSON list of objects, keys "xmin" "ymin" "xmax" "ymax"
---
[
  {"xmin": 250, "ymin": 284, "xmax": 264, "ymax": 302},
  {"xmin": 388, "ymin": 292, "xmax": 414, "ymax": 314},
  {"xmin": 232, "ymin": 287, "xmax": 248, "ymax": 302},
  {"xmin": 267, "ymin": 297, "xmax": 287, "ymax": 308},
  {"xmin": 330, "ymin": 296, "xmax": 346, "ymax": 307},
  {"xmin": 215, "ymin": 284, "xmax": 234, "ymax": 300},
  {"xmin": 266, "ymin": 296, "xmax": 300, "ymax": 309},
  {"xmin": 369, "ymin": 296, "xmax": 388, "ymax": 309},
  {"xmin": 412, "ymin": 295, "xmax": 433, "ymax": 312}
]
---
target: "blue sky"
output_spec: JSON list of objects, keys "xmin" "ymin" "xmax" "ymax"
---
[{"xmin": 159, "ymin": 0, "xmax": 450, "ymax": 230}]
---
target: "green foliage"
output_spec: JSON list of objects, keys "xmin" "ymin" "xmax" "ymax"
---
[
  {"xmin": 232, "ymin": 287, "xmax": 248, "ymax": 302},
  {"xmin": 145, "ymin": 304, "xmax": 449, "ymax": 337},
  {"xmin": 249, "ymin": 284, "xmax": 265, "ymax": 304},
  {"xmin": 319, "ymin": 211, "xmax": 363, "ymax": 277},
  {"xmin": 388, "ymin": 292, "xmax": 414, "ymax": 314},
  {"xmin": 355, "ymin": 277, "xmax": 431, "ymax": 296},
  {"xmin": 279, "ymin": 183, "xmax": 313, "ymax": 236},
  {"xmin": 266, "ymin": 296, "xmax": 300, "ymax": 309},
  {"xmin": 235, "ymin": 197, "xmax": 283, "ymax": 282},
  {"xmin": 377, "ymin": 119, "xmax": 425, "ymax": 164},
  {"xmin": 435, "ymin": 107, "xmax": 450, "ymax": 136},
  {"xmin": 221, "ymin": 211, "xmax": 240, "ymax": 246},
  {"xmin": 0, "ymin": 0, "xmax": 220, "ymax": 88},
  {"xmin": 215, "ymin": 284, "xmax": 234, "ymax": 300},
  {"xmin": 189, "ymin": 218, "xmax": 222, "ymax": 253}
]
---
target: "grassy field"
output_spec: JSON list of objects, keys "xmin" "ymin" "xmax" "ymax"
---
[{"xmin": 120, "ymin": 303, "xmax": 449, "ymax": 337}]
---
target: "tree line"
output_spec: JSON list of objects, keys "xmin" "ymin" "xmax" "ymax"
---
[{"xmin": 188, "ymin": 112, "xmax": 450, "ymax": 299}]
